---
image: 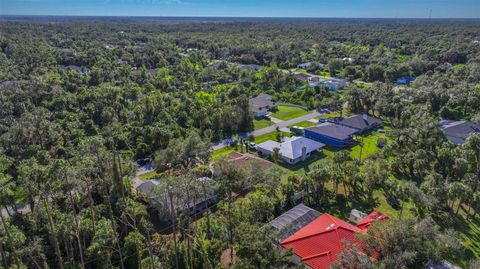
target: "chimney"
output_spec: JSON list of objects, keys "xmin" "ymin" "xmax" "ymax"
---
[
  {"xmin": 363, "ymin": 114, "xmax": 369, "ymax": 121},
  {"xmin": 301, "ymin": 146, "xmax": 307, "ymax": 161}
]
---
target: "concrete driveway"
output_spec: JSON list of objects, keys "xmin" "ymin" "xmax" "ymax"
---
[{"xmin": 249, "ymin": 111, "xmax": 320, "ymax": 137}]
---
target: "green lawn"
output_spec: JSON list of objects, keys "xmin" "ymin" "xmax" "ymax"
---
[
  {"xmin": 272, "ymin": 105, "xmax": 310, "ymax": 121},
  {"xmin": 317, "ymin": 70, "xmax": 331, "ymax": 77},
  {"xmin": 433, "ymin": 206, "xmax": 480, "ymax": 267},
  {"xmin": 296, "ymin": 69, "xmax": 308, "ymax": 74},
  {"xmin": 315, "ymin": 110, "xmax": 351, "ymax": 120},
  {"xmin": 288, "ymin": 121, "xmax": 318, "ymax": 128},
  {"xmin": 253, "ymin": 118, "xmax": 272, "ymax": 130},
  {"xmin": 254, "ymin": 131, "xmax": 292, "ymax": 144},
  {"xmin": 350, "ymin": 130, "xmax": 388, "ymax": 160},
  {"xmin": 211, "ymin": 146, "xmax": 235, "ymax": 160},
  {"xmin": 138, "ymin": 170, "xmax": 160, "ymax": 181},
  {"xmin": 452, "ymin": 64, "xmax": 465, "ymax": 71}
]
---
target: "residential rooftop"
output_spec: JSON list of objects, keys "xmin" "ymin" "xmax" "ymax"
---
[
  {"xmin": 280, "ymin": 213, "xmax": 362, "ymax": 269},
  {"xmin": 256, "ymin": 136, "xmax": 325, "ymax": 160},
  {"xmin": 278, "ymin": 210, "xmax": 389, "ymax": 269},
  {"xmin": 440, "ymin": 120, "xmax": 480, "ymax": 140},
  {"xmin": 269, "ymin": 204, "xmax": 321, "ymax": 242},
  {"xmin": 248, "ymin": 93, "xmax": 277, "ymax": 114},
  {"xmin": 306, "ymin": 122, "xmax": 358, "ymax": 140},
  {"xmin": 338, "ymin": 114, "xmax": 382, "ymax": 131}
]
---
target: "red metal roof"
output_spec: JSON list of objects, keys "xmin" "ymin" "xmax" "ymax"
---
[
  {"xmin": 279, "ymin": 211, "xmax": 389, "ymax": 269},
  {"xmin": 356, "ymin": 210, "xmax": 390, "ymax": 230},
  {"xmin": 280, "ymin": 213, "xmax": 362, "ymax": 269}
]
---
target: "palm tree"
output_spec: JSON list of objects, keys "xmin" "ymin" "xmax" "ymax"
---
[{"xmin": 271, "ymin": 147, "xmax": 281, "ymax": 163}]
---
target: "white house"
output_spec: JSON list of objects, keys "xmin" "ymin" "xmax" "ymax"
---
[{"xmin": 256, "ymin": 137, "xmax": 325, "ymax": 164}]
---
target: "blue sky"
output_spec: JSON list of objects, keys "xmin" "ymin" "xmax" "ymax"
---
[{"xmin": 1, "ymin": 0, "xmax": 479, "ymax": 18}]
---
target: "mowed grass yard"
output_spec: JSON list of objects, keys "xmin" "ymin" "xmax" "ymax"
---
[
  {"xmin": 253, "ymin": 118, "xmax": 272, "ymax": 130},
  {"xmin": 254, "ymin": 131, "xmax": 292, "ymax": 144},
  {"xmin": 138, "ymin": 170, "xmax": 160, "ymax": 181},
  {"xmin": 288, "ymin": 121, "xmax": 318, "ymax": 128},
  {"xmin": 272, "ymin": 105, "xmax": 310, "ymax": 121},
  {"xmin": 211, "ymin": 146, "xmax": 236, "ymax": 160}
]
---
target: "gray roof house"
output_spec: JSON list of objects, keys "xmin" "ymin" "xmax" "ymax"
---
[
  {"xmin": 338, "ymin": 114, "xmax": 383, "ymax": 134},
  {"xmin": 256, "ymin": 136, "xmax": 325, "ymax": 164},
  {"xmin": 248, "ymin": 93, "xmax": 277, "ymax": 117},
  {"xmin": 440, "ymin": 120, "xmax": 480, "ymax": 145},
  {"xmin": 269, "ymin": 204, "xmax": 321, "ymax": 242},
  {"xmin": 304, "ymin": 123, "xmax": 358, "ymax": 147}
]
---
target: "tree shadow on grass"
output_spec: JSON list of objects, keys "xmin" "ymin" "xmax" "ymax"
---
[
  {"xmin": 432, "ymin": 209, "xmax": 480, "ymax": 263},
  {"xmin": 276, "ymin": 151, "xmax": 328, "ymax": 173},
  {"xmin": 308, "ymin": 192, "xmax": 380, "ymax": 221}
]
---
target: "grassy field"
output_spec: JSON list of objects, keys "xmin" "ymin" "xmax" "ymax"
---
[
  {"xmin": 138, "ymin": 170, "xmax": 160, "ymax": 181},
  {"xmin": 315, "ymin": 111, "xmax": 345, "ymax": 120},
  {"xmin": 253, "ymin": 118, "xmax": 272, "ymax": 130},
  {"xmin": 288, "ymin": 121, "xmax": 318, "ymax": 128},
  {"xmin": 254, "ymin": 131, "xmax": 292, "ymax": 144},
  {"xmin": 350, "ymin": 130, "xmax": 388, "ymax": 160},
  {"xmin": 211, "ymin": 146, "xmax": 235, "ymax": 160},
  {"xmin": 317, "ymin": 70, "xmax": 331, "ymax": 76},
  {"xmin": 452, "ymin": 64, "xmax": 466, "ymax": 71},
  {"xmin": 272, "ymin": 105, "xmax": 310, "ymax": 121},
  {"xmin": 296, "ymin": 69, "xmax": 308, "ymax": 74}
]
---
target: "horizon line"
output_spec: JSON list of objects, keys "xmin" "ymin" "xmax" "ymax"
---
[{"xmin": 1, "ymin": 14, "xmax": 480, "ymax": 20}]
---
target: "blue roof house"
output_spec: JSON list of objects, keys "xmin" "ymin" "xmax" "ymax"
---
[
  {"xmin": 396, "ymin": 76, "xmax": 415, "ymax": 85},
  {"xmin": 304, "ymin": 123, "xmax": 357, "ymax": 148}
]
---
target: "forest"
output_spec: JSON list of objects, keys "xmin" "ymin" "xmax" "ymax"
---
[{"xmin": 0, "ymin": 17, "xmax": 480, "ymax": 268}]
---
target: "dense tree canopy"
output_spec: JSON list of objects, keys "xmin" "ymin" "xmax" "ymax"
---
[{"xmin": 0, "ymin": 17, "xmax": 479, "ymax": 268}]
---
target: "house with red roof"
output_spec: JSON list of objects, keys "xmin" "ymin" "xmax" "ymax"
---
[
  {"xmin": 356, "ymin": 210, "xmax": 390, "ymax": 230},
  {"xmin": 278, "ymin": 210, "xmax": 388, "ymax": 269}
]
